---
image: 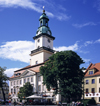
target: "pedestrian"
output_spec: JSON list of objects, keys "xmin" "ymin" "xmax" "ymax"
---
[{"xmin": 8, "ymin": 100, "xmax": 11, "ymax": 105}]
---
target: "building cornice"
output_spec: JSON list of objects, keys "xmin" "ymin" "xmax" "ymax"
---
[
  {"xmin": 30, "ymin": 46, "xmax": 55, "ymax": 56},
  {"xmin": 84, "ymin": 74, "xmax": 100, "ymax": 78},
  {"xmin": 33, "ymin": 33, "xmax": 55, "ymax": 40}
]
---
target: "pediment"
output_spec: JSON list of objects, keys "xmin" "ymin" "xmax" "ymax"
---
[{"xmin": 20, "ymin": 69, "xmax": 36, "ymax": 77}]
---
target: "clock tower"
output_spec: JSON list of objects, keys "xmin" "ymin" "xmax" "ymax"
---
[{"xmin": 30, "ymin": 9, "xmax": 55, "ymax": 66}]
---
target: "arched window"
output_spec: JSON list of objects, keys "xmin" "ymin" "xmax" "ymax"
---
[
  {"xmin": 41, "ymin": 21, "xmax": 42, "ymax": 26},
  {"xmin": 46, "ymin": 21, "xmax": 48, "ymax": 26}
]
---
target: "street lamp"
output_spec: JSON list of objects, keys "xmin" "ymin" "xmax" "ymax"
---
[{"xmin": 42, "ymin": 91, "xmax": 46, "ymax": 106}]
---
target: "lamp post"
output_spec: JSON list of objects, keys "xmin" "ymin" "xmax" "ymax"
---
[
  {"xmin": 45, "ymin": 91, "xmax": 46, "ymax": 106},
  {"xmin": 43, "ymin": 91, "xmax": 46, "ymax": 106}
]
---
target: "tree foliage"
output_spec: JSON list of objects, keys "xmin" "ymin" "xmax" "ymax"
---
[
  {"xmin": 0, "ymin": 66, "xmax": 9, "ymax": 102},
  {"xmin": 18, "ymin": 82, "xmax": 33, "ymax": 99},
  {"xmin": 40, "ymin": 50, "xmax": 84, "ymax": 101}
]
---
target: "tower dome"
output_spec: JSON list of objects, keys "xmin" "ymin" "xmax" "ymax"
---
[{"xmin": 36, "ymin": 9, "xmax": 52, "ymax": 36}]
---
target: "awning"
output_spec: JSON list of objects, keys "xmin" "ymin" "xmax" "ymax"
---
[
  {"xmin": 26, "ymin": 95, "xmax": 54, "ymax": 99},
  {"xmin": 12, "ymin": 97, "xmax": 18, "ymax": 99},
  {"xmin": 26, "ymin": 95, "xmax": 42, "ymax": 99},
  {"xmin": 43, "ymin": 97, "xmax": 54, "ymax": 99}
]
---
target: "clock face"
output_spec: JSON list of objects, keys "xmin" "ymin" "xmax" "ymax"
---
[{"xmin": 47, "ymin": 31, "xmax": 50, "ymax": 35}]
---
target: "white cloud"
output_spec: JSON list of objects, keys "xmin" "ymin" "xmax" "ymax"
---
[
  {"xmin": 0, "ymin": 0, "xmax": 54, "ymax": 17},
  {"xmin": 0, "ymin": 0, "xmax": 70, "ymax": 21},
  {"xmin": 83, "ymin": 39, "xmax": 100, "ymax": 46},
  {"xmin": 54, "ymin": 42, "xmax": 78, "ymax": 51},
  {"xmin": 84, "ymin": 41, "xmax": 93, "ymax": 46},
  {"xmin": 56, "ymin": 13, "xmax": 71, "ymax": 21},
  {"xmin": 93, "ymin": 0, "xmax": 100, "ymax": 12},
  {"xmin": 0, "ymin": 41, "xmax": 35, "ymax": 63},
  {"xmin": 95, "ymin": 39, "xmax": 100, "ymax": 43},
  {"xmin": 5, "ymin": 68, "xmax": 20, "ymax": 77},
  {"xmin": 72, "ymin": 22, "xmax": 96, "ymax": 28},
  {"xmin": 83, "ymin": 58, "xmax": 91, "ymax": 63},
  {"xmin": 0, "ymin": 41, "xmax": 79, "ymax": 63}
]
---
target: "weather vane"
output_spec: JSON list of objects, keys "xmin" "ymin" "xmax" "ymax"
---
[
  {"xmin": 43, "ymin": 6, "xmax": 45, "ymax": 13},
  {"xmin": 43, "ymin": 6, "xmax": 45, "ymax": 9}
]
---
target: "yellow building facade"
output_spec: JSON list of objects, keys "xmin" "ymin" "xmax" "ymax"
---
[{"xmin": 84, "ymin": 63, "xmax": 100, "ymax": 103}]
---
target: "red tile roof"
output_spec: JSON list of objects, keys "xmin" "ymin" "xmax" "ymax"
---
[
  {"xmin": 9, "ymin": 62, "xmax": 44, "ymax": 79},
  {"xmin": 85, "ymin": 63, "xmax": 100, "ymax": 77}
]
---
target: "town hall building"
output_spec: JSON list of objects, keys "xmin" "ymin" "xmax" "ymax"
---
[{"xmin": 9, "ymin": 9, "xmax": 61, "ymax": 103}]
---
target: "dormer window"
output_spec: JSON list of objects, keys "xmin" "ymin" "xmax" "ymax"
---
[{"xmin": 89, "ymin": 71, "xmax": 93, "ymax": 75}]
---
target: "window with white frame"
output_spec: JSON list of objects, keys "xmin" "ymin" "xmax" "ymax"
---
[
  {"xmin": 38, "ymin": 85, "xmax": 41, "ymax": 91},
  {"xmin": 11, "ymin": 89, "xmax": 13, "ymax": 93},
  {"xmin": 27, "ymin": 78, "xmax": 29, "ymax": 82},
  {"xmin": 31, "ymin": 77, "xmax": 33, "ymax": 82},
  {"xmin": 24, "ymin": 79, "xmax": 26, "ymax": 83},
  {"xmin": 20, "ymin": 80, "xmax": 22, "ymax": 84},
  {"xmin": 17, "ymin": 80, "xmax": 18, "ymax": 85},
  {"xmin": 11, "ymin": 82, "xmax": 12, "ymax": 86},
  {"xmin": 14, "ymin": 81, "xmax": 15, "ymax": 85},
  {"xmin": 38, "ymin": 76, "xmax": 41, "ymax": 81}
]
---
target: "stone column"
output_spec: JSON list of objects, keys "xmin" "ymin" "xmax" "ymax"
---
[{"xmin": 34, "ymin": 73, "xmax": 37, "ymax": 94}]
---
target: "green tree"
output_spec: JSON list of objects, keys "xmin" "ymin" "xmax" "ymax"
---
[
  {"xmin": 40, "ymin": 50, "xmax": 84, "ymax": 102},
  {"xmin": 18, "ymin": 82, "xmax": 33, "ymax": 99},
  {"xmin": 0, "ymin": 67, "xmax": 9, "ymax": 102}
]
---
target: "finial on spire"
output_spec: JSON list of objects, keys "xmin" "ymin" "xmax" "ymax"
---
[{"xmin": 43, "ymin": 6, "xmax": 45, "ymax": 13}]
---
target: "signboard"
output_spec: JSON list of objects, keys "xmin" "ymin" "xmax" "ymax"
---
[{"xmin": 85, "ymin": 93, "xmax": 100, "ymax": 97}]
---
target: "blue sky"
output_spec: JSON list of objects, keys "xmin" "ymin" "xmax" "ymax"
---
[{"xmin": 0, "ymin": 0, "xmax": 100, "ymax": 77}]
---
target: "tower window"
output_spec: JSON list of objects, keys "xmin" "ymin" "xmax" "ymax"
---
[
  {"xmin": 37, "ymin": 39, "xmax": 40, "ymax": 42},
  {"xmin": 36, "ymin": 61, "xmax": 38, "ymax": 64},
  {"xmin": 41, "ymin": 21, "xmax": 42, "ymax": 26},
  {"xmin": 48, "ymin": 39, "xmax": 50, "ymax": 43},
  {"xmin": 46, "ymin": 21, "xmax": 48, "ymax": 26}
]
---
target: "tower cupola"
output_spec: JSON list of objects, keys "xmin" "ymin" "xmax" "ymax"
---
[
  {"xmin": 30, "ymin": 8, "xmax": 55, "ymax": 66},
  {"xmin": 35, "ymin": 8, "xmax": 53, "ymax": 37}
]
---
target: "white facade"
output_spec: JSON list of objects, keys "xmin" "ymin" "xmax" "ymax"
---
[
  {"xmin": 30, "ymin": 50, "xmax": 53, "ymax": 66},
  {"xmin": 35, "ymin": 36, "xmax": 53, "ymax": 49},
  {"xmin": 9, "ymin": 10, "xmax": 61, "ymax": 103}
]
